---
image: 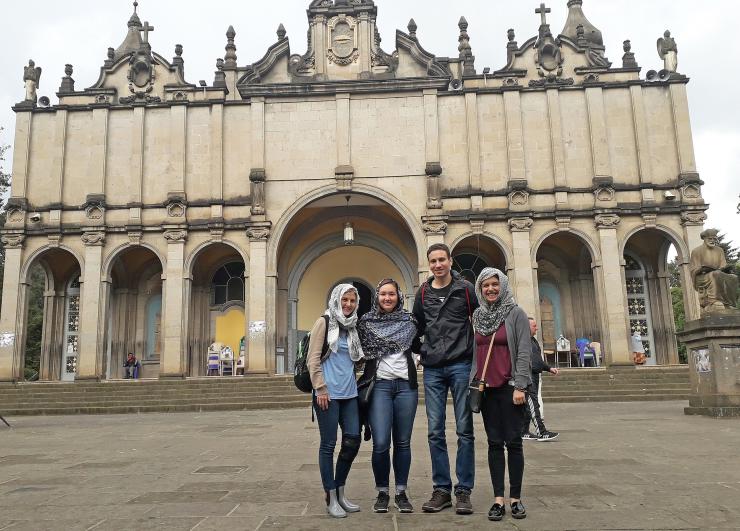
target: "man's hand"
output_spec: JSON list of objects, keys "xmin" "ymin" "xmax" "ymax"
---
[
  {"xmin": 513, "ymin": 389, "xmax": 526, "ymax": 405},
  {"xmin": 316, "ymin": 394, "xmax": 330, "ymax": 411},
  {"xmin": 550, "ymin": 368, "xmax": 560, "ymax": 375}
]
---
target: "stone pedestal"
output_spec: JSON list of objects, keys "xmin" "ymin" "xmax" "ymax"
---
[{"xmin": 678, "ymin": 312, "xmax": 740, "ymax": 418}]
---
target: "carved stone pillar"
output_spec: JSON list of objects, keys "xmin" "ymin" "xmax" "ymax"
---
[
  {"xmin": 0, "ymin": 235, "xmax": 27, "ymax": 381},
  {"xmin": 77, "ymin": 231, "xmax": 107, "ymax": 380},
  {"xmin": 161, "ymin": 229, "xmax": 188, "ymax": 378},
  {"xmin": 247, "ymin": 224, "xmax": 272, "ymax": 373},
  {"xmin": 594, "ymin": 214, "xmax": 631, "ymax": 365},
  {"xmin": 681, "ymin": 210, "xmax": 706, "ymax": 321},
  {"xmin": 508, "ymin": 217, "xmax": 537, "ymax": 317}
]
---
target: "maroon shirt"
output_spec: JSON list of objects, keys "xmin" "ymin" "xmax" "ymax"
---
[{"xmin": 475, "ymin": 326, "xmax": 512, "ymax": 388}]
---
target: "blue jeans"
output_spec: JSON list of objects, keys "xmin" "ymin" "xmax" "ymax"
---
[
  {"xmin": 368, "ymin": 379, "xmax": 418, "ymax": 490},
  {"xmin": 314, "ymin": 397, "xmax": 360, "ymax": 491},
  {"xmin": 423, "ymin": 359, "xmax": 475, "ymax": 493}
]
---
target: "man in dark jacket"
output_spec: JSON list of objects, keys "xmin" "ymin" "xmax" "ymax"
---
[
  {"xmin": 412, "ymin": 244, "xmax": 479, "ymax": 515},
  {"xmin": 523, "ymin": 318, "xmax": 559, "ymax": 441}
]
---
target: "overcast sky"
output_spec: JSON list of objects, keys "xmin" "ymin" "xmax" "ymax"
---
[{"xmin": 0, "ymin": 0, "xmax": 738, "ymax": 247}]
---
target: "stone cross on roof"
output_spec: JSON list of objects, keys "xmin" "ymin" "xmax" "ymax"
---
[
  {"xmin": 536, "ymin": 3, "xmax": 551, "ymax": 26},
  {"xmin": 141, "ymin": 21, "xmax": 154, "ymax": 44}
]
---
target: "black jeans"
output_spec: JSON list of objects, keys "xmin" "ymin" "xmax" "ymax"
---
[
  {"xmin": 523, "ymin": 388, "xmax": 547, "ymax": 436},
  {"xmin": 480, "ymin": 385, "xmax": 525, "ymax": 499}
]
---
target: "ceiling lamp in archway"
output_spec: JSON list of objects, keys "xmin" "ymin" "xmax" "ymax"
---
[{"xmin": 343, "ymin": 195, "xmax": 354, "ymax": 246}]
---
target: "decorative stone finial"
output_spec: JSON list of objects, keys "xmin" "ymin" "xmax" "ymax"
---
[
  {"xmin": 622, "ymin": 39, "xmax": 638, "ymax": 68},
  {"xmin": 277, "ymin": 23, "xmax": 286, "ymax": 40},
  {"xmin": 224, "ymin": 25, "xmax": 237, "ymax": 69},
  {"xmin": 106, "ymin": 47, "xmax": 115, "ymax": 64},
  {"xmin": 128, "ymin": 1, "xmax": 142, "ymax": 28},
  {"xmin": 214, "ymin": 57, "xmax": 226, "ymax": 87},
  {"xmin": 59, "ymin": 64, "xmax": 75, "ymax": 93},
  {"xmin": 175, "ymin": 44, "xmax": 183, "ymax": 57},
  {"xmin": 536, "ymin": 3, "xmax": 551, "ymax": 27},
  {"xmin": 458, "ymin": 16, "xmax": 475, "ymax": 76},
  {"xmin": 657, "ymin": 30, "xmax": 678, "ymax": 72},
  {"xmin": 173, "ymin": 44, "xmax": 184, "ymax": 77},
  {"xmin": 408, "ymin": 18, "xmax": 417, "ymax": 39},
  {"xmin": 507, "ymin": 28, "xmax": 516, "ymax": 43}
]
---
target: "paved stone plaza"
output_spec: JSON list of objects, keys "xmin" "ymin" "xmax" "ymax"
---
[{"xmin": 1, "ymin": 401, "xmax": 739, "ymax": 530}]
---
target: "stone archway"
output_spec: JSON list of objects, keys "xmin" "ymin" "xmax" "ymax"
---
[
  {"xmin": 275, "ymin": 192, "xmax": 418, "ymax": 374},
  {"xmin": 451, "ymin": 234, "xmax": 509, "ymax": 284}
]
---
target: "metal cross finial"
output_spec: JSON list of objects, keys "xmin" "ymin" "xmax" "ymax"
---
[
  {"xmin": 535, "ymin": 3, "xmax": 551, "ymax": 26},
  {"xmin": 133, "ymin": 1, "xmax": 138, "ymax": 14},
  {"xmin": 141, "ymin": 21, "xmax": 154, "ymax": 43}
]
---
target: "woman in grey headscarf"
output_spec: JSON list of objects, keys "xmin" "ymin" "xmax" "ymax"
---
[
  {"xmin": 307, "ymin": 283, "xmax": 365, "ymax": 518},
  {"xmin": 470, "ymin": 268, "xmax": 532, "ymax": 522}
]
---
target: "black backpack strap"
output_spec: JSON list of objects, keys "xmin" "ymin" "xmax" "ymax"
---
[
  {"xmin": 465, "ymin": 287, "xmax": 472, "ymax": 318},
  {"xmin": 320, "ymin": 314, "xmax": 330, "ymax": 361}
]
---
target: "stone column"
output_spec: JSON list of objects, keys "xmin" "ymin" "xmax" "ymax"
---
[
  {"xmin": 681, "ymin": 211, "xmax": 706, "ymax": 322},
  {"xmin": 595, "ymin": 215, "xmax": 632, "ymax": 365},
  {"xmin": 77, "ymin": 231, "xmax": 106, "ymax": 379},
  {"xmin": 508, "ymin": 217, "xmax": 536, "ymax": 318},
  {"xmin": 247, "ymin": 225, "xmax": 271, "ymax": 373},
  {"xmin": 161, "ymin": 230, "xmax": 187, "ymax": 378},
  {"xmin": 423, "ymin": 89, "xmax": 442, "ymax": 210},
  {"xmin": 0, "ymin": 237, "xmax": 27, "ymax": 381},
  {"xmin": 39, "ymin": 289, "xmax": 65, "ymax": 381}
]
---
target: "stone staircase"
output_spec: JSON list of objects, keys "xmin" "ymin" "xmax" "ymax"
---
[{"xmin": 0, "ymin": 365, "xmax": 689, "ymax": 416}]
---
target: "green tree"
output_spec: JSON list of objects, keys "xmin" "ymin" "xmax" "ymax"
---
[{"xmin": 0, "ymin": 127, "xmax": 12, "ymax": 306}]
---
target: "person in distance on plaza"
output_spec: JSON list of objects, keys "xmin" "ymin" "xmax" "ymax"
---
[
  {"xmin": 357, "ymin": 278, "xmax": 420, "ymax": 514},
  {"xmin": 308, "ymin": 284, "xmax": 364, "ymax": 518},
  {"xmin": 522, "ymin": 317, "xmax": 560, "ymax": 442},
  {"xmin": 412, "ymin": 243, "xmax": 479, "ymax": 515},
  {"xmin": 471, "ymin": 268, "xmax": 532, "ymax": 521}
]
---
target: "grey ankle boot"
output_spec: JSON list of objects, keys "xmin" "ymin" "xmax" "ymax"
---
[
  {"xmin": 326, "ymin": 489, "xmax": 347, "ymax": 518},
  {"xmin": 337, "ymin": 486, "xmax": 361, "ymax": 513}
]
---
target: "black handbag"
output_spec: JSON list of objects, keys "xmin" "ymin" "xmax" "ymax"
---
[{"xmin": 469, "ymin": 334, "xmax": 495, "ymax": 414}]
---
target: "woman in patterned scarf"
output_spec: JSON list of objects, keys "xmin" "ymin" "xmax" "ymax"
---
[
  {"xmin": 358, "ymin": 278, "xmax": 420, "ymax": 514},
  {"xmin": 470, "ymin": 268, "xmax": 532, "ymax": 522},
  {"xmin": 307, "ymin": 283, "xmax": 365, "ymax": 518}
]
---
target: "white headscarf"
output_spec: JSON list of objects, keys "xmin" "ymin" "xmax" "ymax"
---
[{"xmin": 324, "ymin": 284, "xmax": 364, "ymax": 362}]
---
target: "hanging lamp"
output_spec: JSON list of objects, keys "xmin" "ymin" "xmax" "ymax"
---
[{"xmin": 343, "ymin": 195, "xmax": 354, "ymax": 246}]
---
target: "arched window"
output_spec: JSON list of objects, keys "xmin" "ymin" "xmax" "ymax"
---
[
  {"xmin": 212, "ymin": 262, "xmax": 245, "ymax": 306},
  {"xmin": 452, "ymin": 253, "xmax": 488, "ymax": 285}
]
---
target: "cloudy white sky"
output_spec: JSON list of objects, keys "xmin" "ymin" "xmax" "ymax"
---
[{"xmin": 0, "ymin": 0, "xmax": 738, "ymax": 245}]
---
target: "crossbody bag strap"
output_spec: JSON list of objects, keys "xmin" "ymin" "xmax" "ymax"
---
[{"xmin": 476, "ymin": 334, "xmax": 497, "ymax": 391}]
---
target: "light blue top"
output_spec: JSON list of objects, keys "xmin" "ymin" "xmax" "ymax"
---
[{"xmin": 322, "ymin": 330, "xmax": 358, "ymax": 400}]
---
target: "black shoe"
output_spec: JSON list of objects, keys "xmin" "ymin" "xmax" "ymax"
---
[
  {"xmin": 488, "ymin": 503, "xmax": 505, "ymax": 521},
  {"xmin": 511, "ymin": 500, "xmax": 527, "ymax": 519},
  {"xmin": 522, "ymin": 432, "xmax": 537, "ymax": 440},
  {"xmin": 455, "ymin": 491, "xmax": 473, "ymax": 515},
  {"xmin": 373, "ymin": 491, "xmax": 390, "ymax": 513},
  {"xmin": 537, "ymin": 431, "xmax": 559, "ymax": 441},
  {"xmin": 394, "ymin": 491, "xmax": 414, "ymax": 513},
  {"xmin": 421, "ymin": 489, "xmax": 452, "ymax": 513}
]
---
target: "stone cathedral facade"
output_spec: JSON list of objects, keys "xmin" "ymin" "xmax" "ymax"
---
[{"xmin": 0, "ymin": 0, "xmax": 707, "ymax": 381}]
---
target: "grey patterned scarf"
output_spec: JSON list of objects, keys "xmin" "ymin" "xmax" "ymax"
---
[
  {"xmin": 473, "ymin": 268, "xmax": 517, "ymax": 337},
  {"xmin": 325, "ymin": 284, "xmax": 364, "ymax": 362},
  {"xmin": 358, "ymin": 279, "xmax": 418, "ymax": 360}
]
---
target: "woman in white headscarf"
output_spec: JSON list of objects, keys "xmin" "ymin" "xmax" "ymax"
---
[
  {"xmin": 307, "ymin": 283, "xmax": 365, "ymax": 518},
  {"xmin": 469, "ymin": 268, "xmax": 532, "ymax": 522}
]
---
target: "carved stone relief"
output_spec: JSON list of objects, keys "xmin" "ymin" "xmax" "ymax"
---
[
  {"xmin": 508, "ymin": 217, "xmax": 533, "ymax": 232},
  {"xmin": 595, "ymin": 214, "xmax": 621, "ymax": 228},
  {"xmin": 164, "ymin": 230, "xmax": 188, "ymax": 243},
  {"xmin": 327, "ymin": 15, "xmax": 359, "ymax": 66},
  {"xmin": 0, "ymin": 234, "xmax": 25, "ymax": 248},
  {"xmin": 681, "ymin": 211, "xmax": 707, "ymax": 226},
  {"xmin": 81, "ymin": 231, "xmax": 106, "ymax": 246}
]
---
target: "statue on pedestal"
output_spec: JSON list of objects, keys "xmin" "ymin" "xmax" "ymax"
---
[
  {"xmin": 657, "ymin": 30, "xmax": 678, "ymax": 73},
  {"xmin": 23, "ymin": 59, "xmax": 42, "ymax": 103},
  {"xmin": 689, "ymin": 229, "xmax": 739, "ymax": 313}
]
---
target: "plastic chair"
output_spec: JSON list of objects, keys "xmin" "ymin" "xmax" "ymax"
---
[
  {"xmin": 207, "ymin": 343, "xmax": 223, "ymax": 376},
  {"xmin": 576, "ymin": 338, "xmax": 597, "ymax": 367},
  {"xmin": 220, "ymin": 346, "xmax": 235, "ymax": 377}
]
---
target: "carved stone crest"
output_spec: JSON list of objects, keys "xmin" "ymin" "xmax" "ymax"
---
[
  {"xmin": 595, "ymin": 214, "xmax": 621, "ymax": 228},
  {"xmin": 423, "ymin": 220, "xmax": 448, "ymax": 235},
  {"xmin": 594, "ymin": 186, "xmax": 615, "ymax": 202},
  {"xmin": 85, "ymin": 206, "xmax": 104, "ymax": 221},
  {"xmin": 128, "ymin": 231, "xmax": 143, "ymax": 245},
  {"xmin": 508, "ymin": 217, "xmax": 533, "ymax": 232},
  {"xmin": 6, "ymin": 208, "xmax": 25, "ymax": 224},
  {"xmin": 508, "ymin": 190, "xmax": 530, "ymax": 207},
  {"xmin": 164, "ymin": 230, "xmax": 187, "ymax": 243},
  {"xmin": 681, "ymin": 183, "xmax": 701, "ymax": 200},
  {"xmin": 681, "ymin": 211, "xmax": 707, "ymax": 226},
  {"xmin": 1, "ymin": 234, "xmax": 25, "ymax": 248},
  {"xmin": 81, "ymin": 231, "xmax": 106, "ymax": 246},
  {"xmin": 247, "ymin": 226, "xmax": 271, "ymax": 241},
  {"xmin": 328, "ymin": 16, "xmax": 359, "ymax": 66}
]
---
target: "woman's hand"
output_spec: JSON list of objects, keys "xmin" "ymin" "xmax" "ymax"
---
[
  {"xmin": 513, "ymin": 389, "xmax": 526, "ymax": 405},
  {"xmin": 550, "ymin": 368, "xmax": 560, "ymax": 375},
  {"xmin": 316, "ymin": 393, "xmax": 330, "ymax": 411}
]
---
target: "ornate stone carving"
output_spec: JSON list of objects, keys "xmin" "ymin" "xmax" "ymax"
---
[
  {"xmin": 423, "ymin": 220, "xmax": 448, "ymax": 235},
  {"xmin": 224, "ymin": 25, "xmax": 238, "ymax": 69},
  {"xmin": 555, "ymin": 216, "xmax": 571, "ymax": 230},
  {"xmin": 371, "ymin": 26, "xmax": 398, "ymax": 72},
  {"xmin": 95, "ymin": 94, "xmax": 110, "ymax": 104},
  {"xmin": 533, "ymin": 4, "xmax": 564, "ymax": 81},
  {"xmin": 1, "ymin": 234, "xmax": 25, "ymax": 248},
  {"xmin": 508, "ymin": 217, "xmax": 533, "ymax": 232},
  {"xmin": 164, "ymin": 230, "xmax": 187, "ymax": 243},
  {"xmin": 642, "ymin": 213, "xmax": 658, "ymax": 227},
  {"xmin": 22, "ymin": 60, "xmax": 42, "ymax": 104},
  {"xmin": 81, "ymin": 231, "xmax": 106, "ymax": 246},
  {"xmin": 458, "ymin": 17, "xmax": 476, "ymax": 76},
  {"xmin": 594, "ymin": 186, "xmax": 615, "ymax": 202},
  {"xmin": 59, "ymin": 64, "xmax": 75, "ymax": 93},
  {"xmin": 327, "ymin": 15, "xmax": 360, "ymax": 66},
  {"xmin": 247, "ymin": 226, "xmax": 271, "ymax": 241},
  {"xmin": 85, "ymin": 206, "xmax": 104, "ymax": 221},
  {"xmin": 583, "ymin": 73, "xmax": 600, "ymax": 83},
  {"xmin": 335, "ymin": 165, "xmax": 354, "ymax": 192},
  {"xmin": 689, "ymin": 228, "xmax": 738, "ymax": 313},
  {"xmin": 529, "ymin": 77, "xmax": 574, "ymax": 88},
  {"xmin": 289, "ymin": 28, "xmax": 316, "ymax": 78},
  {"xmin": 128, "ymin": 231, "xmax": 143, "ymax": 245},
  {"xmin": 6, "ymin": 209, "xmax": 25, "ymax": 224},
  {"xmin": 249, "ymin": 169, "xmax": 266, "ymax": 216},
  {"xmin": 622, "ymin": 40, "xmax": 638, "ymax": 69},
  {"xmin": 595, "ymin": 214, "xmax": 621, "ymax": 228},
  {"xmin": 125, "ymin": 21, "xmax": 157, "ymax": 101},
  {"xmin": 165, "ymin": 193, "xmax": 187, "ymax": 219},
  {"xmin": 681, "ymin": 211, "xmax": 707, "ymax": 226},
  {"xmin": 681, "ymin": 183, "xmax": 701, "ymax": 200},
  {"xmin": 508, "ymin": 190, "xmax": 530, "ymax": 207},
  {"xmin": 657, "ymin": 30, "xmax": 678, "ymax": 73},
  {"xmin": 470, "ymin": 219, "xmax": 485, "ymax": 235}
]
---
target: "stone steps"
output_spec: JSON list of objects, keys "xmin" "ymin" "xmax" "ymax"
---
[{"xmin": 0, "ymin": 366, "xmax": 690, "ymax": 416}]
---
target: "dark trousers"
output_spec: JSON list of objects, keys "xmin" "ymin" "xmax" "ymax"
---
[
  {"xmin": 523, "ymin": 387, "xmax": 547, "ymax": 436},
  {"xmin": 314, "ymin": 397, "xmax": 360, "ymax": 492},
  {"xmin": 480, "ymin": 385, "xmax": 525, "ymax": 499}
]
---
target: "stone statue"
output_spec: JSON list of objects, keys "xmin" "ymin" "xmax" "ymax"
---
[
  {"xmin": 689, "ymin": 229, "xmax": 739, "ymax": 313},
  {"xmin": 657, "ymin": 30, "xmax": 678, "ymax": 72},
  {"xmin": 23, "ymin": 59, "xmax": 42, "ymax": 102}
]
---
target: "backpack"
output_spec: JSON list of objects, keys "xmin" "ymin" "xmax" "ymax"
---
[{"xmin": 293, "ymin": 315, "xmax": 330, "ymax": 393}]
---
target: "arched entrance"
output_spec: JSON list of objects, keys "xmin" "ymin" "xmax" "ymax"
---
[
  {"xmin": 187, "ymin": 243, "xmax": 248, "ymax": 376},
  {"xmin": 451, "ymin": 235, "xmax": 508, "ymax": 284},
  {"xmin": 276, "ymin": 192, "xmax": 418, "ymax": 374},
  {"xmin": 622, "ymin": 227, "xmax": 689, "ymax": 365},
  {"xmin": 535, "ymin": 232, "xmax": 603, "ymax": 365},
  {"xmin": 20, "ymin": 247, "xmax": 82, "ymax": 381},
  {"xmin": 105, "ymin": 246, "xmax": 164, "ymax": 379}
]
